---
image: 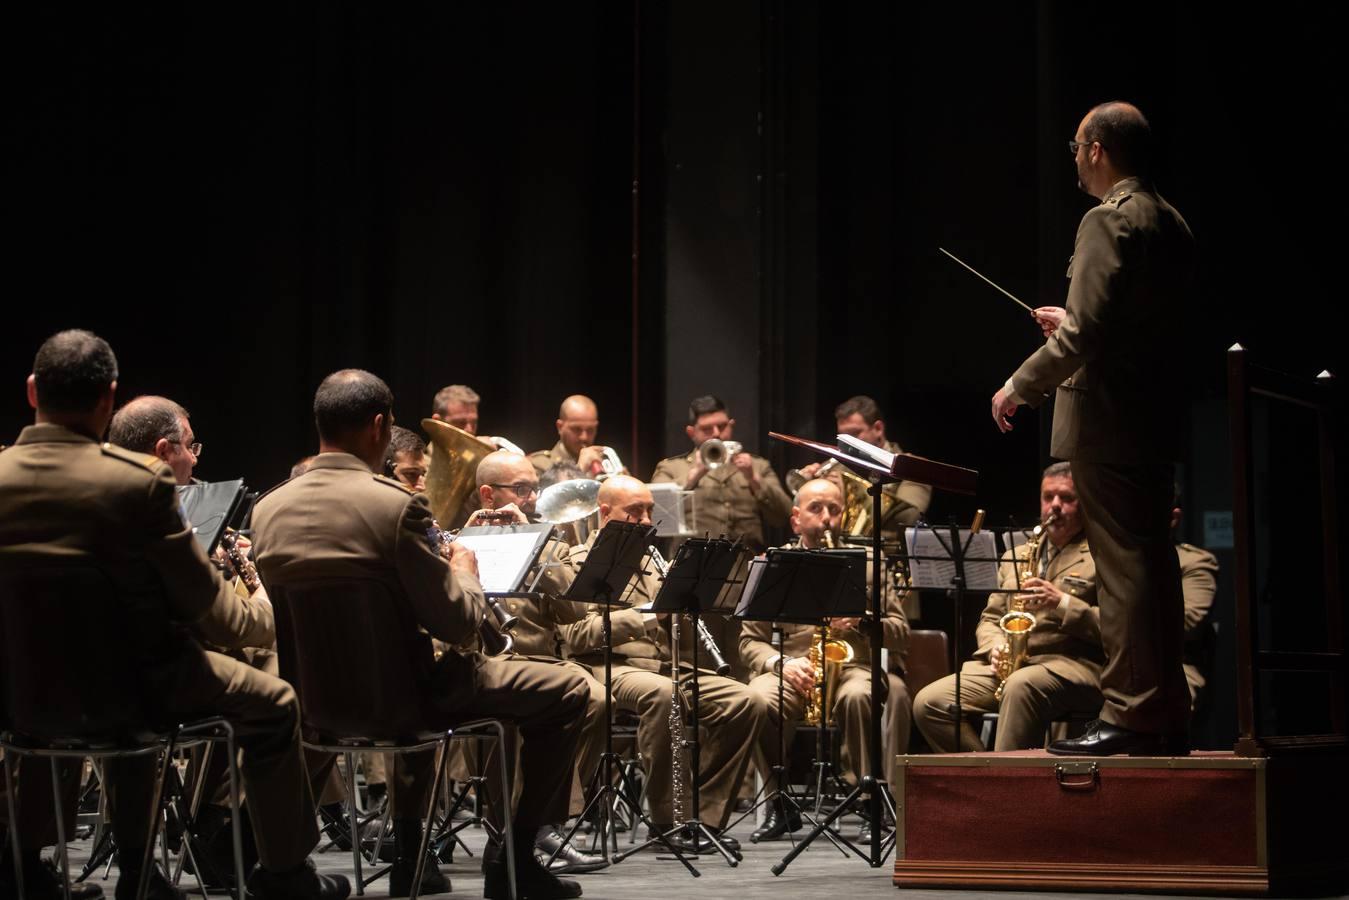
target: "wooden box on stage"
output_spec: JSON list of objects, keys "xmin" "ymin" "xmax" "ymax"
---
[{"xmin": 892, "ymin": 749, "xmax": 1347, "ymax": 896}]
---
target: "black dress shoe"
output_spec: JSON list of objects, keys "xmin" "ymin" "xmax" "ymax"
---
[
  {"xmin": 114, "ymin": 864, "xmax": 185, "ymax": 900},
  {"xmin": 535, "ymin": 829, "xmax": 609, "ymax": 874},
  {"xmin": 1047, "ymin": 719, "xmax": 1190, "ymax": 757},
  {"xmin": 749, "ymin": 800, "xmax": 802, "ymax": 843},
  {"xmin": 483, "ymin": 842, "xmax": 582, "ymax": 900},
  {"xmin": 247, "ymin": 859, "xmax": 351, "ymax": 900},
  {"xmin": 387, "ymin": 858, "xmax": 450, "ymax": 897},
  {"xmin": 2, "ymin": 856, "xmax": 105, "ymax": 900}
]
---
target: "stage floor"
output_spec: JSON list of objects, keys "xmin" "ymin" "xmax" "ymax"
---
[{"xmin": 59, "ymin": 813, "xmax": 1299, "ymax": 900}]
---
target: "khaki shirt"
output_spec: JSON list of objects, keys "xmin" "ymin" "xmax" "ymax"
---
[
  {"xmin": 528, "ymin": 440, "xmax": 577, "ymax": 477},
  {"xmin": 867, "ymin": 440, "xmax": 931, "ymax": 535},
  {"xmin": 972, "ymin": 535, "xmax": 1103, "ymax": 685},
  {"xmin": 1010, "ymin": 178, "xmax": 1195, "ymax": 463},
  {"xmin": 0, "ymin": 423, "xmax": 265, "ymax": 700},
  {"xmin": 650, "ymin": 450, "xmax": 791, "ymax": 552},
  {"xmin": 1178, "ymin": 542, "xmax": 1218, "ymax": 637},
  {"xmin": 739, "ymin": 541, "xmax": 911, "ymax": 677},
  {"xmin": 250, "ymin": 452, "xmax": 487, "ymax": 674}
]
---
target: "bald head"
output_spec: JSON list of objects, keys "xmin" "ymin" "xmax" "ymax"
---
[
  {"xmin": 598, "ymin": 474, "xmax": 653, "ymax": 527},
  {"xmin": 792, "ymin": 478, "xmax": 845, "ymax": 548},
  {"xmin": 556, "ymin": 394, "xmax": 599, "ymax": 457},
  {"xmin": 476, "ymin": 450, "xmax": 532, "ymax": 489},
  {"xmin": 476, "ymin": 449, "xmax": 540, "ymax": 517},
  {"xmin": 1074, "ymin": 101, "xmax": 1152, "ymax": 198}
]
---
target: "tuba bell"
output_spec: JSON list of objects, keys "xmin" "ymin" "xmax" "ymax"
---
[
  {"xmin": 422, "ymin": 417, "xmax": 497, "ymax": 526},
  {"xmin": 535, "ymin": 477, "xmax": 602, "ymax": 546}
]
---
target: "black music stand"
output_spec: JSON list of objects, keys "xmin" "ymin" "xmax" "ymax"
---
[
  {"xmin": 549, "ymin": 521, "xmax": 699, "ymax": 876},
  {"xmin": 768, "ymin": 432, "xmax": 976, "ymax": 872},
  {"xmin": 727, "ymin": 548, "xmax": 867, "ymax": 852},
  {"xmin": 613, "ymin": 537, "xmax": 749, "ymax": 868}
]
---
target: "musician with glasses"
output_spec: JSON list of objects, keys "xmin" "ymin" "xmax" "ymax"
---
[
  {"xmin": 739, "ymin": 478, "xmax": 911, "ymax": 843},
  {"xmin": 561, "ymin": 476, "xmax": 767, "ymax": 854},
  {"xmin": 912, "ymin": 463, "xmax": 1103, "ymax": 753}
]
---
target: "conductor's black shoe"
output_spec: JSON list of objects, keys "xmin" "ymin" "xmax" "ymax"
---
[
  {"xmin": 749, "ymin": 800, "xmax": 801, "ymax": 843},
  {"xmin": 247, "ymin": 859, "xmax": 351, "ymax": 900},
  {"xmin": 535, "ymin": 829, "xmax": 608, "ymax": 874},
  {"xmin": 1047, "ymin": 719, "xmax": 1190, "ymax": 757},
  {"xmin": 483, "ymin": 842, "xmax": 582, "ymax": 900}
]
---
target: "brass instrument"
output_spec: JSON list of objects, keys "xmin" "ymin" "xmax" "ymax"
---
[
  {"xmin": 597, "ymin": 447, "xmax": 625, "ymax": 479},
  {"xmin": 535, "ymin": 478, "xmax": 601, "ymax": 546},
  {"xmin": 992, "ymin": 511, "xmax": 1058, "ymax": 700},
  {"xmin": 422, "ymin": 417, "xmax": 497, "ymax": 526},
  {"xmin": 697, "ymin": 439, "xmax": 742, "ymax": 470},
  {"xmin": 804, "ymin": 624, "xmax": 854, "ymax": 726},
  {"xmin": 218, "ymin": 528, "xmax": 261, "ymax": 594}
]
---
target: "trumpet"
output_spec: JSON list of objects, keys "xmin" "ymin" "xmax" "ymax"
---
[
  {"xmin": 993, "ymin": 511, "xmax": 1057, "ymax": 699},
  {"xmin": 698, "ymin": 439, "xmax": 742, "ymax": 470}
]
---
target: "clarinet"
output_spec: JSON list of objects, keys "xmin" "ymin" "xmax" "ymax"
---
[
  {"xmin": 219, "ymin": 528, "xmax": 261, "ymax": 594},
  {"xmin": 651, "ymin": 546, "xmax": 689, "ymax": 824},
  {"xmin": 648, "ymin": 546, "xmax": 731, "ymax": 676}
]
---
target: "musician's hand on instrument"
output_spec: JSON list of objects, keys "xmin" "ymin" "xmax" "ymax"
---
[
  {"xmin": 732, "ymin": 452, "xmax": 760, "ymax": 491},
  {"xmin": 798, "ymin": 462, "xmax": 822, "ymax": 480},
  {"xmin": 782, "ymin": 657, "xmax": 815, "ymax": 695},
  {"xmin": 1017, "ymin": 576, "xmax": 1065, "ymax": 611},
  {"xmin": 828, "ymin": 616, "xmax": 861, "ymax": 633},
  {"xmin": 577, "ymin": 445, "xmax": 606, "ymax": 476},
  {"xmin": 1032, "ymin": 306, "xmax": 1066, "ymax": 338},
  {"xmin": 467, "ymin": 504, "xmax": 528, "ymax": 526},
  {"xmin": 446, "ymin": 541, "xmax": 480, "ymax": 579},
  {"xmin": 991, "ymin": 386, "xmax": 1019, "ymax": 433},
  {"xmin": 686, "ymin": 460, "xmax": 710, "ymax": 489},
  {"xmin": 989, "ymin": 643, "xmax": 1007, "ymax": 671}
]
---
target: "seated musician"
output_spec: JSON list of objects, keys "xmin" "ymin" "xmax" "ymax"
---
[
  {"xmin": 739, "ymin": 478, "xmax": 911, "ymax": 843},
  {"xmin": 561, "ymin": 476, "xmax": 767, "ymax": 854},
  {"xmin": 456, "ymin": 450, "xmax": 607, "ymax": 875},
  {"xmin": 1169, "ymin": 492, "xmax": 1219, "ymax": 713},
  {"xmin": 430, "ymin": 383, "xmax": 482, "ymax": 435},
  {"xmin": 250, "ymin": 371, "xmax": 589, "ymax": 900},
  {"xmin": 0, "ymin": 331, "xmax": 346, "ymax": 900},
  {"xmin": 912, "ymin": 462, "xmax": 1103, "ymax": 752},
  {"xmin": 528, "ymin": 395, "xmax": 614, "ymax": 478},
  {"xmin": 384, "ymin": 426, "xmax": 429, "ymax": 494},
  {"xmin": 108, "ymin": 395, "xmax": 277, "ymax": 887}
]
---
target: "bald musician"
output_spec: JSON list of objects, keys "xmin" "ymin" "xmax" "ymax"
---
[{"xmin": 528, "ymin": 395, "xmax": 614, "ymax": 479}]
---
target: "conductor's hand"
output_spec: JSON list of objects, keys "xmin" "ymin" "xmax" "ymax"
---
[
  {"xmin": 1016, "ymin": 576, "xmax": 1065, "ymax": 612},
  {"xmin": 991, "ymin": 386, "xmax": 1019, "ymax": 433},
  {"xmin": 446, "ymin": 541, "xmax": 480, "ymax": 579},
  {"xmin": 1032, "ymin": 306, "xmax": 1066, "ymax": 338},
  {"xmin": 782, "ymin": 657, "xmax": 815, "ymax": 696}
]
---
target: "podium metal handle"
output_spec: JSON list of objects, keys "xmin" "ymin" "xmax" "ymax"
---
[{"xmin": 1054, "ymin": 761, "xmax": 1099, "ymax": 791}]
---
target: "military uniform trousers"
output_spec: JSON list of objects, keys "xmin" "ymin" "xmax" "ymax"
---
[
  {"xmin": 1071, "ymin": 460, "xmax": 1190, "ymax": 736},
  {"xmin": 600, "ymin": 663, "xmax": 764, "ymax": 829},
  {"xmin": 2, "ymin": 650, "xmax": 318, "ymax": 871},
  {"xmin": 913, "ymin": 660, "xmax": 1103, "ymax": 753},
  {"xmin": 749, "ymin": 666, "xmax": 902, "ymax": 787},
  {"xmin": 309, "ymin": 653, "xmax": 588, "ymax": 835}
]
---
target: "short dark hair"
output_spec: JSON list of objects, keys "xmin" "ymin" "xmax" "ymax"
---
[
  {"xmin": 687, "ymin": 394, "xmax": 726, "ymax": 425},
  {"xmin": 314, "ymin": 369, "xmax": 394, "ymax": 442},
  {"xmin": 1083, "ymin": 101, "xmax": 1152, "ymax": 176},
  {"xmin": 432, "ymin": 384, "xmax": 479, "ymax": 418},
  {"xmin": 834, "ymin": 395, "xmax": 881, "ymax": 424},
  {"xmin": 539, "ymin": 461, "xmax": 585, "ymax": 491},
  {"xmin": 109, "ymin": 396, "xmax": 188, "ymax": 454},
  {"xmin": 1043, "ymin": 461, "xmax": 1073, "ymax": 481},
  {"xmin": 32, "ymin": 329, "xmax": 119, "ymax": 413},
  {"xmin": 384, "ymin": 425, "xmax": 426, "ymax": 473}
]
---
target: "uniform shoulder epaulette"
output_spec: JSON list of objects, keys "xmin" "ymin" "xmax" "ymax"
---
[
  {"xmin": 659, "ymin": 452, "xmax": 689, "ymax": 464},
  {"xmin": 99, "ymin": 442, "xmax": 162, "ymax": 471},
  {"xmin": 373, "ymin": 473, "xmax": 415, "ymax": 494},
  {"xmin": 1102, "ymin": 190, "xmax": 1133, "ymax": 209}
]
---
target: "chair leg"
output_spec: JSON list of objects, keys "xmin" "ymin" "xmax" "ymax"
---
[
  {"xmin": 5, "ymin": 752, "xmax": 25, "ymax": 900},
  {"xmin": 223, "ymin": 726, "xmax": 246, "ymax": 900},
  {"xmin": 490, "ymin": 725, "xmax": 516, "ymax": 900},
  {"xmin": 51, "ymin": 758, "xmax": 72, "ymax": 900},
  {"xmin": 136, "ymin": 741, "xmax": 177, "ymax": 900},
  {"xmin": 344, "ymin": 752, "xmax": 363, "ymax": 896},
  {"xmin": 409, "ymin": 739, "xmax": 449, "ymax": 900}
]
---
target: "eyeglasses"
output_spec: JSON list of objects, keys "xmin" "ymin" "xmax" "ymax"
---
[
  {"xmin": 490, "ymin": 482, "xmax": 539, "ymax": 497},
  {"xmin": 1067, "ymin": 139, "xmax": 1101, "ymax": 155},
  {"xmin": 179, "ymin": 439, "xmax": 202, "ymax": 457}
]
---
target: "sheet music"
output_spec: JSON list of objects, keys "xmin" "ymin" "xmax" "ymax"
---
[
  {"xmin": 452, "ymin": 531, "xmax": 549, "ymax": 594},
  {"xmin": 904, "ymin": 528, "xmax": 1000, "ymax": 590},
  {"xmin": 735, "ymin": 557, "xmax": 769, "ymax": 617},
  {"xmin": 836, "ymin": 433, "xmax": 896, "ymax": 469}
]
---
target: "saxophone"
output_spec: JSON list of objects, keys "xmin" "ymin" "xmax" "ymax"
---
[
  {"xmin": 803, "ymin": 528, "xmax": 855, "ymax": 726},
  {"xmin": 993, "ymin": 512, "xmax": 1057, "ymax": 700}
]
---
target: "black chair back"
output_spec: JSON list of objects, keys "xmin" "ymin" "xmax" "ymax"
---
[
  {"xmin": 0, "ymin": 561, "xmax": 149, "ymax": 742},
  {"xmin": 270, "ymin": 578, "xmax": 435, "ymax": 741}
]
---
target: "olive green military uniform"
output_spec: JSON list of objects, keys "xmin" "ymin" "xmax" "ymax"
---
[
  {"xmin": 250, "ymin": 453, "xmax": 588, "ymax": 834},
  {"xmin": 1008, "ymin": 177, "xmax": 1195, "ymax": 737},
  {"xmin": 0, "ymin": 424, "xmax": 315, "ymax": 870},
  {"xmin": 561, "ymin": 537, "xmax": 766, "ymax": 829},
  {"xmin": 875, "ymin": 440, "xmax": 931, "ymax": 535},
  {"xmin": 1177, "ymin": 542, "xmax": 1219, "ymax": 710},
  {"xmin": 913, "ymin": 536, "xmax": 1104, "ymax": 752},
  {"xmin": 650, "ymin": 450, "xmax": 791, "ymax": 553},
  {"xmin": 527, "ymin": 441, "xmax": 577, "ymax": 478},
  {"xmin": 739, "ymin": 543, "xmax": 911, "ymax": 786}
]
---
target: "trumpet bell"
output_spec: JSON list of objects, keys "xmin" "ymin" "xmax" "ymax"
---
[
  {"xmin": 699, "ymin": 439, "xmax": 742, "ymax": 470},
  {"xmin": 422, "ymin": 418, "xmax": 497, "ymax": 526}
]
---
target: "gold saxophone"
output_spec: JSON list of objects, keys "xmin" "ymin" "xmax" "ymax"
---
[
  {"xmin": 803, "ymin": 528, "xmax": 855, "ymax": 726},
  {"xmin": 993, "ymin": 511, "xmax": 1057, "ymax": 700}
]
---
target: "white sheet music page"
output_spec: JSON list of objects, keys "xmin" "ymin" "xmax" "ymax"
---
[
  {"xmin": 451, "ymin": 531, "xmax": 547, "ymax": 593},
  {"xmin": 904, "ymin": 528, "xmax": 1000, "ymax": 590},
  {"xmin": 836, "ymin": 433, "xmax": 895, "ymax": 469}
]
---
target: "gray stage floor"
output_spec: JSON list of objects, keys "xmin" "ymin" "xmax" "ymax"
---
[{"xmin": 63, "ymin": 812, "xmax": 1337, "ymax": 900}]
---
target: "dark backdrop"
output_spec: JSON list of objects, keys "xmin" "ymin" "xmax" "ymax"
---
[{"xmin": 5, "ymin": 2, "xmax": 1344, "ymax": 748}]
